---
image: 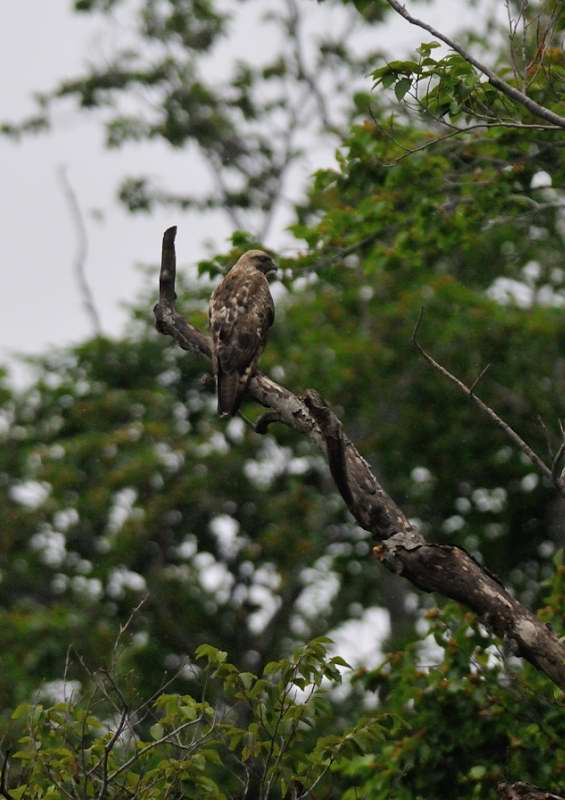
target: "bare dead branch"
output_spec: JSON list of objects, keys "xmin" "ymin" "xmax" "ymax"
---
[
  {"xmin": 154, "ymin": 226, "xmax": 211, "ymax": 360},
  {"xmin": 384, "ymin": 0, "xmax": 565, "ymax": 130},
  {"xmin": 411, "ymin": 308, "xmax": 561, "ymax": 492},
  {"xmin": 497, "ymin": 781, "xmax": 565, "ymax": 800},
  {"xmin": 57, "ymin": 165, "xmax": 103, "ymax": 336},
  {"xmin": 153, "ymin": 227, "xmax": 565, "ymax": 690},
  {"xmin": 302, "ymin": 389, "xmax": 354, "ymax": 510}
]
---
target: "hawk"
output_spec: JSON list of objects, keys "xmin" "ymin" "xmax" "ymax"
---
[{"xmin": 209, "ymin": 249, "xmax": 276, "ymax": 416}]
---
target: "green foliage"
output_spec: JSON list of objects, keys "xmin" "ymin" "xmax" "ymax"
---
[
  {"xmin": 2, "ymin": 0, "xmax": 564, "ymax": 708},
  {"xmin": 2, "ymin": 638, "xmax": 387, "ymax": 799},
  {"xmin": 1, "ymin": 2, "xmax": 565, "ymax": 795},
  {"xmin": 341, "ymin": 573, "xmax": 564, "ymax": 799},
  {"xmin": 1, "ymin": 325, "xmax": 382, "ymax": 708},
  {"xmin": 373, "ymin": 49, "xmax": 493, "ymax": 121},
  {"xmin": 373, "ymin": 1, "xmax": 565, "ymax": 127},
  {"xmin": 2, "ymin": 588, "xmax": 562, "ymax": 798}
]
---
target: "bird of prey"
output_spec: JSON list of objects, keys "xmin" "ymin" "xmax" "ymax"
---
[{"xmin": 209, "ymin": 249, "xmax": 276, "ymax": 416}]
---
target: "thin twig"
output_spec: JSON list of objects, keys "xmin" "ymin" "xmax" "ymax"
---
[
  {"xmin": 44, "ymin": 767, "xmax": 76, "ymax": 800},
  {"xmin": 80, "ymin": 689, "xmax": 97, "ymax": 800},
  {"xmin": 411, "ymin": 308, "xmax": 558, "ymax": 491},
  {"xmin": 469, "ymin": 364, "xmax": 491, "ymax": 396},
  {"xmin": 520, "ymin": 0, "xmax": 529, "ymax": 93},
  {"xmin": 536, "ymin": 414, "xmax": 553, "ymax": 460},
  {"xmin": 286, "ymin": 231, "xmax": 382, "ymax": 274},
  {"xmin": 106, "ymin": 716, "xmax": 204, "ymax": 783},
  {"xmin": 379, "ymin": 120, "xmax": 561, "ymax": 165},
  {"xmin": 96, "ymin": 671, "xmax": 130, "ymax": 800},
  {"xmin": 551, "ymin": 420, "xmax": 565, "ymax": 488},
  {"xmin": 57, "ymin": 165, "xmax": 103, "ymax": 336},
  {"xmin": 131, "ymin": 660, "xmax": 196, "ymax": 724},
  {"xmin": 261, "ymin": 657, "xmax": 304, "ymax": 796},
  {"xmin": 297, "ymin": 755, "xmax": 336, "ymax": 799},
  {"xmin": 505, "ymin": 0, "xmax": 521, "ymax": 86},
  {"xmin": 112, "ymin": 594, "xmax": 148, "ymax": 670}
]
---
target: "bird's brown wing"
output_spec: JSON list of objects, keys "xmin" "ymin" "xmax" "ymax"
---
[{"xmin": 210, "ymin": 271, "xmax": 274, "ymax": 415}]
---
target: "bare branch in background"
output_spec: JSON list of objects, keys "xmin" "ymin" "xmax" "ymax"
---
[
  {"xmin": 286, "ymin": 0, "xmax": 340, "ymax": 135},
  {"xmin": 154, "ymin": 227, "xmax": 565, "ymax": 690},
  {"xmin": 58, "ymin": 165, "xmax": 102, "ymax": 336},
  {"xmin": 411, "ymin": 308, "xmax": 564, "ymax": 495},
  {"xmin": 384, "ymin": 0, "xmax": 565, "ymax": 129}
]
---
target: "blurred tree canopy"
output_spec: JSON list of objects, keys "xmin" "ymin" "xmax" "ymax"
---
[{"xmin": 0, "ymin": 0, "xmax": 564, "ymax": 796}]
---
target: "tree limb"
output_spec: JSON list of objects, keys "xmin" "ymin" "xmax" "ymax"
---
[
  {"xmin": 384, "ymin": 0, "xmax": 565, "ymax": 130},
  {"xmin": 411, "ymin": 308, "xmax": 564, "ymax": 496},
  {"xmin": 153, "ymin": 227, "xmax": 565, "ymax": 690}
]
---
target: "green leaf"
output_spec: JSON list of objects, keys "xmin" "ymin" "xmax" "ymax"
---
[
  {"xmin": 11, "ymin": 704, "xmax": 32, "ymax": 720},
  {"xmin": 381, "ymin": 72, "xmax": 397, "ymax": 89},
  {"xmin": 150, "ymin": 723, "xmax": 164, "ymax": 740},
  {"xmin": 239, "ymin": 672, "xmax": 255, "ymax": 690},
  {"xmin": 330, "ymin": 656, "xmax": 352, "ymax": 669},
  {"xmin": 417, "ymin": 41, "xmax": 441, "ymax": 56},
  {"xmin": 195, "ymin": 644, "xmax": 228, "ymax": 665},
  {"xmin": 394, "ymin": 78, "xmax": 412, "ymax": 101},
  {"xmin": 468, "ymin": 765, "xmax": 487, "ymax": 780}
]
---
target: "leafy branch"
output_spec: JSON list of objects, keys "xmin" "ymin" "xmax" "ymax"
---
[{"xmin": 382, "ymin": 0, "xmax": 565, "ymax": 129}]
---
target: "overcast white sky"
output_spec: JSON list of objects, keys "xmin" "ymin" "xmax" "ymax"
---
[{"xmin": 0, "ymin": 0, "xmax": 481, "ymax": 382}]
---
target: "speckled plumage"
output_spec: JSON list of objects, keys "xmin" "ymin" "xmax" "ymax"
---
[{"xmin": 209, "ymin": 250, "xmax": 276, "ymax": 416}]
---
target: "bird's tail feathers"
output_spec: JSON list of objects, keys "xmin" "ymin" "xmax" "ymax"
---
[{"xmin": 217, "ymin": 370, "xmax": 241, "ymax": 417}]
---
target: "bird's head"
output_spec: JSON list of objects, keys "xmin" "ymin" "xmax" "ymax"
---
[{"xmin": 238, "ymin": 249, "xmax": 277, "ymax": 275}]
